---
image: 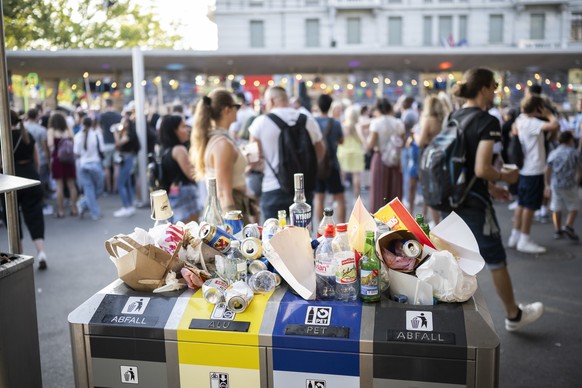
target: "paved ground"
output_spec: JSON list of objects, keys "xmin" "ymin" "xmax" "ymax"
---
[{"xmin": 2, "ymin": 187, "xmax": 582, "ymax": 388}]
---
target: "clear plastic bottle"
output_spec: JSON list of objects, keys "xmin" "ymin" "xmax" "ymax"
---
[
  {"xmin": 332, "ymin": 223, "xmax": 358, "ymax": 302},
  {"xmin": 289, "ymin": 173, "xmax": 312, "ymax": 231},
  {"xmin": 315, "ymin": 224, "xmax": 336, "ymax": 300},
  {"xmin": 359, "ymin": 230, "xmax": 381, "ymax": 303},
  {"xmin": 248, "ymin": 270, "xmax": 277, "ymax": 293},
  {"xmin": 202, "ymin": 178, "xmax": 225, "ymax": 230},
  {"xmin": 223, "ymin": 240, "xmax": 247, "ymax": 284},
  {"xmin": 317, "ymin": 207, "xmax": 335, "ymax": 238}
]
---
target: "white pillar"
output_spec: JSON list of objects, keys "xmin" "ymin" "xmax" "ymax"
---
[{"xmin": 132, "ymin": 47, "xmax": 148, "ymax": 207}]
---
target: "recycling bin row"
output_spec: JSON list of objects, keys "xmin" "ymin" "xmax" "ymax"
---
[{"xmin": 68, "ymin": 280, "xmax": 499, "ymax": 388}]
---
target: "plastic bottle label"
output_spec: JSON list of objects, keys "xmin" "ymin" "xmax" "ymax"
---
[
  {"xmin": 335, "ymin": 252, "xmax": 357, "ymax": 284},
  {"xmin": 360, "ymin": 269, "xmax": 379, "ymax": 296},
  {"xmin": 315, "ymin": 258, "xmax": 334, "ymax": 276}
]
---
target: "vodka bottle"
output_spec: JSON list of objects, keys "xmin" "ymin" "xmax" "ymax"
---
[
  {"xmin": 332, "ymin": 223, "xmax": 358, "ymax": 302},
  {"xmin": 359, "ymin": 230, "xmax": 381, "ymax": 303},
  {"xmin": 289, "ymin": 173, "xmax": 312, "ymax": 230},
  {"xmin": 317, "ymin": 207, "xmax": 335, "ymax": 238},
  {"xmin": 315, "ymin": 224, "xmax": 336, "ymax": 300},
  {"xmin": 202, "ymin": 178, "xmax": 225, "ymax": 230},
  {"xmin": 223, "ymin": 240, "xmax": 247, "ymax": 284}
]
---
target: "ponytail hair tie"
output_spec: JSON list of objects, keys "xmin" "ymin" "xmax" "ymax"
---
[{"xmin": 203, "ymin": 96, "xmax": 212, "ymax": 106}]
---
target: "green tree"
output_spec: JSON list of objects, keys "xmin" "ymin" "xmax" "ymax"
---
[{"xmin": 3, "ymin": 0, "xmax": 182, "ymax": 49}]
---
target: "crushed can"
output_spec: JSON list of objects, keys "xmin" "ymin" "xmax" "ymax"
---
[
  {"xmin": 224, "ymin": 280, "xmax": 254, "ymax": 313},
  {"xmin": 242, "ymin": 223, "xmax": 262, "ymax": 239},
  {"xmin": 202, "ymin": 278, "xmax": 229, "ymax": 305},
  {"xmin": 402, "ymin": 239, "xmax": 422, "ymax": 259}
]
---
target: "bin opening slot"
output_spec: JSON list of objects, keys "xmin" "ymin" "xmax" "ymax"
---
[
  {"xmin": 189, "ymin": 319, "xmax": 250, "ymax": 332},
  {"xmin": 285, "ymin": 324, "xmax": 350, "ymax": 338}
]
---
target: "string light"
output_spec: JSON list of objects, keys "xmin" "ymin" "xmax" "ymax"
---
[
  {"xmin": 396, "ymin": 80, "xmax": 403, "ymax": 87},
  {"xmin": 141, "ymin": 80, "xmax": 147, "ymax": 86},
  {"xmin": 372, "ymin": 77, "xmax": 379, "ymax": 84},
  {"xmin": 360, "ymin": 81, "xmax": 367, "ymax": 87},
  {"xmin": 71, "ymin": 84, "xmax": 77, "ymax": 91},
  {"xmin": 95, "ymin": 80, "xmax": 102, "ymax": 87},
  {"xmin": 423, "ymin": 80, "xmax": 430, "ymax": 87},
  {"xmin": 385, "ymin": 78, "xmax": 391, "ymax": 85},
  {"xmin": 516, "ymin": 84, "xmax": 522, "ymax": 90},
  {"xmin": 253, "ymin": 80, "xmax": 260, "ymax": 87},
  {"xmin": 306, "ymin": 80, "xmax": 313, "ymax": 88},
  {"xmin": 411, "ymin": 79, "xmax": 417, "ymax": 86},
  {"xmin": 83, "ymin": 72, "xmax": 89, "ymax": 79},
  {"xmin": 111, "ymin": 82, "xmax": 117, "ymax": 88},
  {"xmin": 544, "ymin": 79, "xmax": 550, "ymax": 85},
  {"xmin": 240, "ymin": 79, "xmax": 246, "ymax": 86},
  {"xmin": 296, "ymin": 74, "xmax": 303, "ymax": 81},
  {"xmin": 227, "ymin": 74, "xmax": 235, "ymax": 81},
  {"xmin": 347, "ymin": 83, "xmax": 354, "ymax": 90},
  {"xmin": 125, "ymin": 82, "xmax": 132, "ymax": 88},
  {"xmin": 526, "ymin": 80, "xmax": 533, "ymax": 87}
]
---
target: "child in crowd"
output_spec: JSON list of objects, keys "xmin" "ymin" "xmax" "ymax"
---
[{"xmin": 544, "ymin": 130, "xmax": 582, "ymax": 240}]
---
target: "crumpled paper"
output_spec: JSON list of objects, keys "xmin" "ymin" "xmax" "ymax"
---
[
  {"xmin": 153, "ymin": 270, "xmax": 187, "ymax": 293},
  {"xmin": 415, "ymin": 250, "xmax": 477, "ymax": 303},
  {"xmin": 148, "ymin": 222, "xmax": 185, "ymax": 254}
]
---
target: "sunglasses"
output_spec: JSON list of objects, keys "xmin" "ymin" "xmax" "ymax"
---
[{"xmin": 230, "ymin": 103, "xmax": 241, "ymax": 110}]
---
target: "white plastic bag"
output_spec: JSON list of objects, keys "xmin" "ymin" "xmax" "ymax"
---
[{"xmin": 415, "ymin": 250, "xmax": 477, "ymax": 303}]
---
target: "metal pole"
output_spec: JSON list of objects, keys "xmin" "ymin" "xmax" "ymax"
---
[
  {"xmin": 132, "ymin": 47, "xmax": 148, "ymax": 206},
  {"xmin": 0, "ymin": 0, "xmax": 22, "ymax": 254}
]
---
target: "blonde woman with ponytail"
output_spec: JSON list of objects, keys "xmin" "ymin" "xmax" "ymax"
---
[{"xmin": 190, "ymin": 89, "xmax": 256, "ymax": 224}]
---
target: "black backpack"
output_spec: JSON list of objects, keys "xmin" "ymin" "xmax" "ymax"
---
[
  {"xmin": 317, "ymin": 118, "xmax": 334, "ymax": 181},
  {"xmin": 266, "ymin": 113, "xmax": 318, "ymax": 194},
  {"xmin": 419, "ymin": 109, "xmax": 481, "ymax": 211}
]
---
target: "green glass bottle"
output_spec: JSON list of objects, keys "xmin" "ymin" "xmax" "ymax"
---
[
  {"xmin": 415, "ymin": 214, "xmax": 430, "ymax": 236},
  {"xmin": 359, "ymin": 230, "xmax": 381, "ymax": 303}
]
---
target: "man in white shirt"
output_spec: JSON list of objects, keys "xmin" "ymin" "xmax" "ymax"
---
[{"xmin": 249, "ymin": 86, "xmax": 324, "ymax": 220}]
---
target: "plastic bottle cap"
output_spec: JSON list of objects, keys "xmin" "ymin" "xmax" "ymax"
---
[
  {"xmin": 336, "ymin": 223, "xmax": 348, "ymax": 233},
  {"xmin": 324, "ymin": 224, "xmax": 336, "ymax": 237},
  {"xmin": 323, "ymin": 207, "xmax": 334, "ymax": 216}
]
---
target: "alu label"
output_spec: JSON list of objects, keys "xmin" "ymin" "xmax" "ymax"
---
[
  {"xmin": 210, "ymin": 372, "xmax": 229, "ymax": 388},
  {"xmin": 210, "ymin": 302, "xmax": 235, "ymax": 320}
]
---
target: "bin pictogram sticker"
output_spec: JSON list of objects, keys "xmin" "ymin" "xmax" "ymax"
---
[
  {"xmin": 120, "ymin": 366, "xmax": 138, "ymax": 384},
  {"xmin": 406, "ymin": 311, "xmax": 433, "ymax": 331},
  {"xmin": 306, "ymin": 379, "xmax": 326, "ymax": 388},
  {"xmin": 121, "ymin": 297, "xmax": 150, "ymax": 315},
  {"xmin": 210, "ymin": 302, "xmax": 235, "ymax": 320},
  {"xmin": 305, "ymin": 306, "xmax": 332, "ymax": 326},
  {"xmin": 210, "ymin": 372, "xmax": 229, "ymax": 388}
]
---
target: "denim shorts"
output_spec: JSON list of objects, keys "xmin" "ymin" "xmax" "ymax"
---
[
  {"xmin": 315, "ymin": 167, "xmax": 345, "ymax": 194},
  {"xmin": 518, "ymin": 174, "xmax": 544, "ymax": 210},
  {"xmin": 448, "ymin": 204, "xmax": 507, "ymax": 270},
  {"xmin": 550, "ymin": 186, "xmax": 579, "ymax": 213}
]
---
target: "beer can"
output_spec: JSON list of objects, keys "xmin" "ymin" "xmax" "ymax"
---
[
  {"xmin": 202, "ymin": 278, "xmax": 229, "ymax": 305},
  {"xmin": 241, "ymin": 237, "xmax": 263, "ymax": 260},
  {"xmin": 247, "ymin": 257, "xmax": 269, "ymax": 274},
  {"xmin": 199, "ymin": 222, "xmax": 235, "ymax": 254},
  {"xmin": 392, "ymin": 293, "xmax": 408, "ymax": 303},
  {"xmin": 402, "ymin": 239, "xmax": 422, "ymax": 259},
  {"xmin": 224, "ymin": 280, "xmax": 254, "ymax": 313},
  {"xmin": 224, "ymin": 210, "xmax": 244, "ymax": 235},
  {"xmin": 242, "ymin": 223, "xmax": 262, "ymax": 239}
]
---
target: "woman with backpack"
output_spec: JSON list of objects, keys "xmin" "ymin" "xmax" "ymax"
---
[
  {"xmin": 449, "ymin": 67, "xmax": 543, "ymax": 332},
  {"xmin": 74, "ymin": 117, "xmax": 105, "ymax": 221},
  {"xmin": 47, "ymin": 111, "xmax": 78, "ymax": 218},
  {"xmin": 159, "ymin": 115, "xmax": 201, "ymax": 223},
  {"xmin": 365, "ymin": 98, "xmax": 405, "ymax": 213}
]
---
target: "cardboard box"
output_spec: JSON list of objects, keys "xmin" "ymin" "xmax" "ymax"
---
[
  {"xmin": 106, "ymin": 235, "xmax": 183, "ymax": 292},
  {"xmin": 374, "ymin": 198, "xmax": 435, "ymax": 249}
]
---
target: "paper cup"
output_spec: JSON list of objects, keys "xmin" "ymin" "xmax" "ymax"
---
[{"xmin": 150, "ymin": 189, "xmax": 173, "ymax": 220}]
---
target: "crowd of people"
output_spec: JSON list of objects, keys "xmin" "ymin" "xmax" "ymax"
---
[{"xmin": 5, "ymin": 69, "xmax": 582, "ymax": 334}]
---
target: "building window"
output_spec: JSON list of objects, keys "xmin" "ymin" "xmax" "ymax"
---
[
  {"xmin": 530, "ymin": 13, "xmax": 545, "ymax": 40},
  {"xmin": 489, "ymin": 14, "xmax": 503, "ymax": 44},
  {"xmin": 572, "ymin": 13, "xmax": 582, "ymax": 42},
  {"xmin": 347, "ymin": 17, "xmax": 361, "ymax": 44},
  {"xmin": 250, "ymin": 20, "xmax": 265, "ymax": 48},
  {"xmin": 388, "ymin": 16, "xmax": 403, "ymax": 46},
  {"xmin": 249, "ymin": 0, "xmax": 264, "ymax": 6},
  {"xmin": 305, "ymin": 19, "xmax": 320, "ymax": 47},
  {"xmin": 305, "ymin": 0, "xmax": 319, "ymax": 5},
  {"xmin": 438, "ymin": 15, "xmax": 452, "ymax": 45},
  {"xmin": 459, "ymin": 15, "xmax": 468, "ymax": 44},
  {"xmin": 423, "ymin": 16, "xmax": 433, "ymax": 46}
]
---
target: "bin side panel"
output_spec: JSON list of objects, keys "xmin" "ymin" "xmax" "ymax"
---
[
  {"xmin": 178, "ymin": 341, "xmax": 260, "ymax": 369},
  {"xmin": 90, "ymin": 336, "xmax": 166, "ymax": 362},
  {"xmin": 273, "ymin": 347, "xmax": 359, "ymax": 376},
  {"xmin": 92, "ymin": 358, "xmax": 168, "ymax": 388},
  {"xmin": 373, "ymin": 354, "xmax": 467, "ymax": 386},
  {"xmin": 373, "ymin": 378, "xmax": 466, "ymax": 388},
  {"xmin": 272, "ymin": 291, "xmax": 362, "ymax": 352},
  {"xmin": 273, "ymin": 370, "xmax": 360, "ymax": 388},
  {"xmin": 89, "ymin": 293, "xmax": 181, "ymax": 340},
  {"xmin": 176, "ymin": 289, "xmax": 273, "ymax": 346}
]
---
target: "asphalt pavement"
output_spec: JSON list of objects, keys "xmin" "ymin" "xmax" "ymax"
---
[{"xmin": 2, "ymin": 187, "xmax": 582, "ymax": 388}]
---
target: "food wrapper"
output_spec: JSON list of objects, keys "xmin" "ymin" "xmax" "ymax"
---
[
  {"xmin": 148, "ymin": 222, "xmax": 185, "ymax": 255},
  {"xmin": 347, "ymin": 196, "xmax": 377, "ymax": 253},
  {"xmin": 374, "ymin": 198, "xmax": 435, "ymax": 249},
  {"xmin": 416, "ymin": 250, "xmax": 478, "ymax": 303}
]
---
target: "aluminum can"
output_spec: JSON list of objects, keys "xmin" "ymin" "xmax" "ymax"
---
[
  {"xmin": 224, "ymin": 210, "xmax": 244, "ymax": 235},
  {"xmin": 401, "ymin": 239, "xmax": 422, "ymax": 259},
  {"xmin": 242, "ymin": 223, "xmax": 262, "ymax": 239},
  {"xmin": 241, "ymin": 237, "xmax": 263, "ymax": 260},
  {"xmin": 247, "ymin": 257, "xmax": 269, "ymax": 274},
  {"xmin": 199, "ymin": 222, "xmax": 235, "ymax": 254},
  {"xmin": 202, "ymin": 278, "xmax": 229, "ymax": 305},
  {"xmin": 224, "ymin": 280, "xmax": 254, "ymax": 313}
]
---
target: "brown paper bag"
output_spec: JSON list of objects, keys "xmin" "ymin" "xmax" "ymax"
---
[{"xmin": 105, "ymin": 235, "xmax": 183, "ymax": 292}]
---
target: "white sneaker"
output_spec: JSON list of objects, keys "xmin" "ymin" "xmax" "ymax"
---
[
  {"xmin": 516, "ymin": 239, "xmax": 546, "ymax": 254},
  {"xmin": 508, "ymin": 200, "xmax": 518, "ymax": 211},
  {"xmin": 126, "ymin": 206, "xmax": 136, "ymax": 216},
  {"xmin": 505, "ymin": 302, "xmax": 544, "ymax": 332},
  {"xmin": 113, "ymin": 207, "xmax": 130, "ymax": 217},
  {"xmin": 507, "ymin": 233, "xmax": 520, "ymax": 249}
]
